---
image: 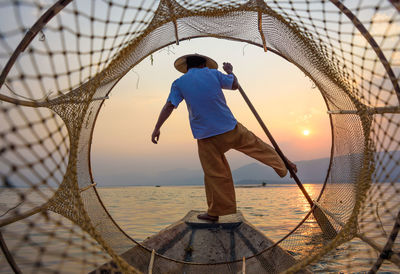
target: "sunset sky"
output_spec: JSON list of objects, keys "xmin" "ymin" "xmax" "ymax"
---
[
  {"xmin": 1, "ymin": 1, "xmax": 397, "ymax": 187},
  {"xmin": 1, "ymin": 1, "xmax": 397, "ymax": 186},
  {"xmin": 91, "ymin": 37, "xmax": 332, "ymax": 185}
]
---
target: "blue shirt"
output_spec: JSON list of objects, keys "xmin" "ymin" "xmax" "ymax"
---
[{"xmin": 167, "ymin": 67, "xmax": 237, "ymax": 139}]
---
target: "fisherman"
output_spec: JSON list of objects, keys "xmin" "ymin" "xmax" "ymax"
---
[{"xmin": 151, "ymin": 54, "xmax": 297, "ymax": 221}]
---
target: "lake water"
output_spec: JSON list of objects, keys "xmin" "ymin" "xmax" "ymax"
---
[
  {"xmin": 0, "ymin": 184, "xmax": 398, "ymax": 273},
  {"xmin": 97, "ymin": 184, "xmax": 320, "ymax": 243}
]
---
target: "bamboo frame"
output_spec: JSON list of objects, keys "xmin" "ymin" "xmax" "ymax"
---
[
  {"xmin": 0, "ymin": 231, "xmax": 22, "ymax": 273},
  {"xmin": 0, "ymin": 1, "xmax": 397, "ymax": 272},
  {"xmin": 329, "ymin": 0, "xmax": 400, "ymax": 104},
  {"xmin": 148, "ymin": 249, "xmax": 155, "ymax": 274},
  {"xmin": 89, "ymin": 96, "xmax": 109, "ymax": 102},
  {"xmin": 369, "ymin": 209, "xmax": 400, "ymax": 272},
  {"xmin": 327, "ymin": 106, "xmax": 400, "ymax": 115},
  {"xmin": 79, "ymin": 183, "xmax": 97, "ymax": 193},
  {"xmin": 54, "ymin": 96, "xmax": 109, "ymax": 105},
  {"xmin": 356, "ymin": 233, "xmax": 400, "ymax": 268},
  {"xmin": 0, "ymin": 94, "xmax": 43, "ymax": 107},
  {"xmin": 0, "ymin": 93, "xmax": 109, "ymax": 108},
  {"xmin": 165, "ymin": 0, "xmax": 180, "ymax": 45},
  {"xmin": 0, "ymin": 0, "xmax": 73, "ymax": 106},
  {"xmin": 0, "ymin": 205, "xmax": 47, "ymax": 228},
  {"xmin": 257, "ymin": 0, "xmax": 268, "ymax": 52},
  {"xmin": 316, "ymin": 83, "xmax": 335, "ymax": 202},
  {"xmin": 389, "ymin": 0, "xmax": 400, "ymax": 12},
  {"xmin": 80, "ymin": 35, "xmax": 338, "ymax": 267}
]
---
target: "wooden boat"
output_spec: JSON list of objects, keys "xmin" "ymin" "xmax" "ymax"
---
[{"xmin": 92, "ymin": 210, "xmax": 310, "ymax": 273}]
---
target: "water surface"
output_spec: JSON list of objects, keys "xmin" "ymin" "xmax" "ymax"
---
[{"xmin": 0, "ymin": 184, "xmax": 397, "ymax": 273}]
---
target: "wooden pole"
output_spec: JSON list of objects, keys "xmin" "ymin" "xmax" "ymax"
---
[
  {"xmin": 0, "ymin": 0, "xmax": 72, "ymax": 89},
  {"xmin": 0, "ymin": 231, "xmax": 22, "ymax": 273},
  {"xmin": 0, "ymin": 206, "xmax": 46, "ymax": 228},
  {"xmin": 237, "ymin": 84, "xmax": 337, "ymax": 239},
  {"xmin": 148, "ymin": 249, "xmax": 155, "ymax": 274}
]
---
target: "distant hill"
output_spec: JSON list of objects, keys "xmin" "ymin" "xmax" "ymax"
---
[
  {"xmin": 232, "ymin": 157, "xmax": 331, "ymax": 184},
  {"xmin": 232, "ymin": 162, "xmax": 284, "ymax": 182},
  {"xmin": 121, "ymin": 155, "xmax": 344, "ymax": 186},
  {"xmin": 141, "ymin": 151, "xmax": 400, "ymax": 186},
  {"xmin": 4, "ymin": 151, "xmax": 399, "ymax": 187}
]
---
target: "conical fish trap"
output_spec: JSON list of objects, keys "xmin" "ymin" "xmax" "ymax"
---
[{"xmin": 0, "ymin": 0, "xmax": 399, "ymax": 273}]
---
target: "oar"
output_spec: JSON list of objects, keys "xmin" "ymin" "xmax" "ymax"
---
[{"xmin": 237, "ymin": 84, "xmax": 337, "ymax": 239}]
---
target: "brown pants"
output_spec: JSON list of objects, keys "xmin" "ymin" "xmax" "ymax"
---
[{"xmin": 197, "ymin": 123, "xmax": 287, "ymax": 216}]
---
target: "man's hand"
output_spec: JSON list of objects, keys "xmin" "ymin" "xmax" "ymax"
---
[
  {"xmin": 223, "ymin": 62, "xmax": 233, "ymax": 74},
  {"xmin": 151, "ymin": 101, "xmax": 175, "ymax": 144},
  {"xmin": 223, "ymin": 62, "xmax": 238, "ymax": 90},
  {"xmin": 151, "ymin": 128, "xmax": 160, "ymax": 144}
]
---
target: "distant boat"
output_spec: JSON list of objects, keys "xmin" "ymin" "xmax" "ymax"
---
[{"xmin": 92, "ymin": 211, "xmax": 311, "ymax": 273}]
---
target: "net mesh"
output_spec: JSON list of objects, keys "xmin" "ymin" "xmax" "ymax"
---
[{"xmin": 0, "ymin": 0, "xmax": 399, "ymax": 273}]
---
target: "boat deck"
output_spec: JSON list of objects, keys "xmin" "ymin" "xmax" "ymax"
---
[{"xmin": 91, "ymin": 211, "xmax": 310, "ymax": 273}]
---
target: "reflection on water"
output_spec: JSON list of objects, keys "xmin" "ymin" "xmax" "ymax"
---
[
  {"xmin": 97, "ymin": 184, "xmax": 322, "ymax": 243},
  {"xmin": 0, "ymin": 184, "xmax": 398, "ymax": 273}
]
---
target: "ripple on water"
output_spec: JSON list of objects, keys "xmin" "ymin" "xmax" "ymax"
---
[{"xmin": 1, "ymin": 184, "xmax": 397, "ymax": 273}]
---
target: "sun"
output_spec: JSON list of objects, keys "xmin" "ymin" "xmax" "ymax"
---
[{"xmin": 303, "ymin": 129, "xmax": 310, "ymax": 136}]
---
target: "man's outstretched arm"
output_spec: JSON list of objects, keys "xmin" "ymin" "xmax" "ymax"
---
[
  {"xmin": 151, "ymin": 101, "xmax": 175, "ymax": 144},
  {"xmin": 223, "ymin": 62, "xmax": 239, "ymax": 90}
]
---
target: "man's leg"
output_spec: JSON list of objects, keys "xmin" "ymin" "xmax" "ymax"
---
[
  {"xmin": 197, "ymin": 138, "xmax": 237, "ymax": 217},
  {"xmin": 232, "ymin": 123, "xmax": 288, "ymax": 177}
]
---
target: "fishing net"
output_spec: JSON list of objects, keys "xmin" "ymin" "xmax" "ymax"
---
[{"xmin": 0, "ymin": 0, "xmax": 399, "ymax": 273}]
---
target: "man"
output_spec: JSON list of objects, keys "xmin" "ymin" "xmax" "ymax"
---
[{"xmin": 151, "ymin": 54, "xmax": 297, "ymax": 221}]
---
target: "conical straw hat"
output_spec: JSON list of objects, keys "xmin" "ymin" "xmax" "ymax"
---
[{"xmin": 174, "ymin": 53, "xmax": 218, "ymax": 73}]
